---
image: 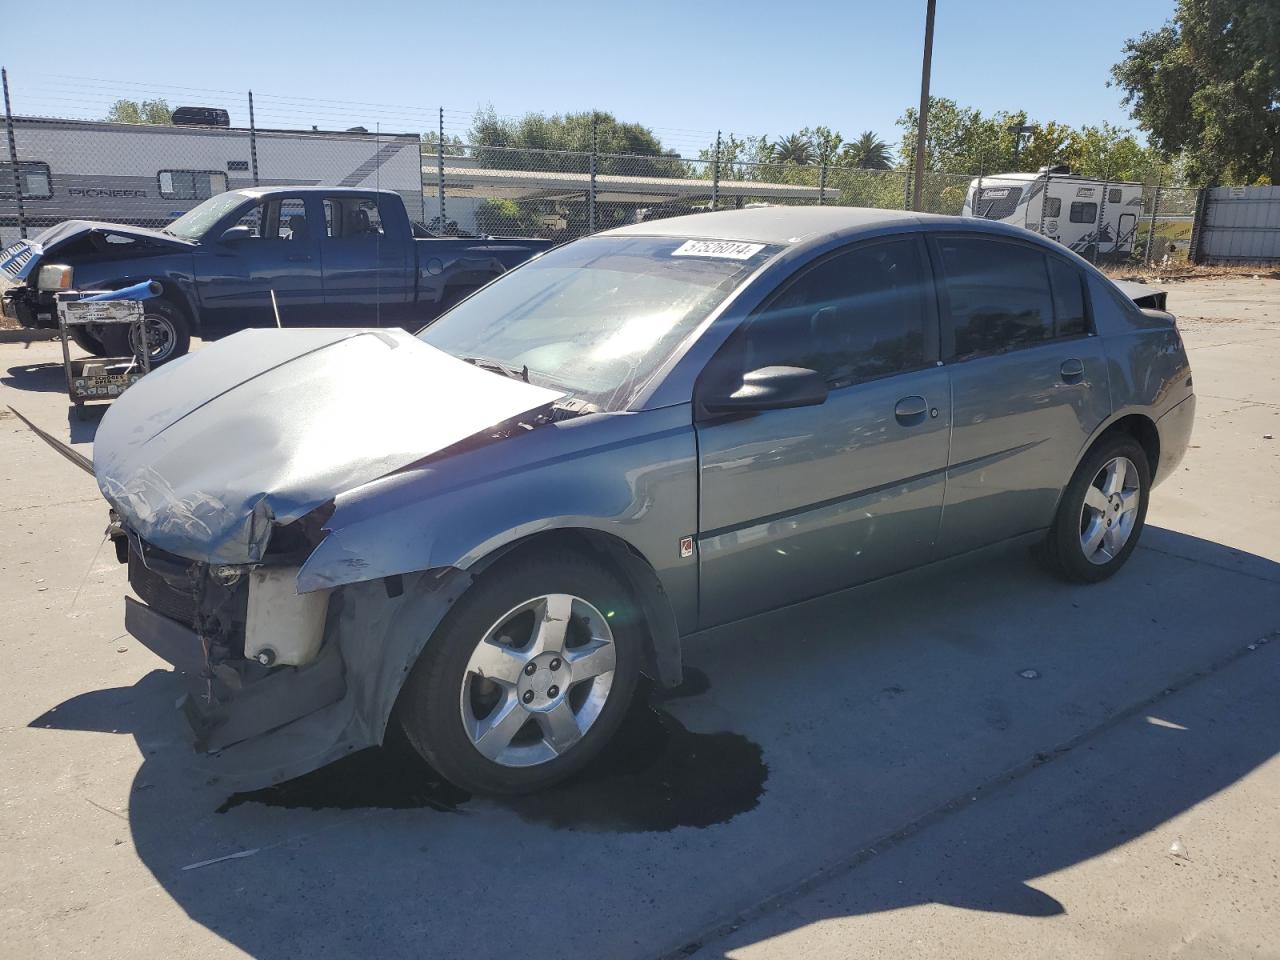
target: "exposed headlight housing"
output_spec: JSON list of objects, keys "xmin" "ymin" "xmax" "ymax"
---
[{"xmin": 36, "ymin": 264, "xmax": 74, "ymax": 292}]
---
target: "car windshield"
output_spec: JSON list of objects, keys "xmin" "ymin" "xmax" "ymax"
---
[
  {"xmin": 418, "ymin": 235, "xmax": 775, "ymax": 410},
  {"xmin": 164, "ymin": 192, "xmax": 250, "ymax": 241}
]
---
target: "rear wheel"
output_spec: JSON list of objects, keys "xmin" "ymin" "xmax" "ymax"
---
[
  {"xmin": 1040, "ymin": 433, "xmax": 1151, "ymax": 583},
  {"xmin": 397, "ymin": 551, "xmax": 642, "ymax": 795}
]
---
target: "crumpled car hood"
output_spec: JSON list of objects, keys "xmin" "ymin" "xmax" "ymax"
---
[
  {"xmin": 94, "ymin": 327, "xmax": 563, "ymax": 565},
  {"xmin": 33, "ymin": 219, "xmax": 195, "ymax": 256}
]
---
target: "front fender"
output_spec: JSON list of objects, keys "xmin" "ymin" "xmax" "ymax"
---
[{"xmin": 296, "ymin": 405, "xmax": 700, "ymax": 634}]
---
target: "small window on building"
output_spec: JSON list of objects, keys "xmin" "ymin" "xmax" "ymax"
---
[
  {"xmin": 1042, "ymin": 197, "xmax": 1062, "ymax": 218},
  {"xmin": 1069, "ymin": 201, "xmax": 1098, "ymax": 224},
  {"xmin": 158, "ymin": 170, "xmax": 229, "ymax": 200},
  {"xmin": 1108, "ymin": 188, "xmax": 1122, "ymax": 204},
  {"xmin": 0, "ymin": 161, "xmax": 52, "ymax": 200}
]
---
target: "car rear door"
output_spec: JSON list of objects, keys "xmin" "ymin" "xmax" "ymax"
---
[
  {"xmin": 194, "ymin": 194, "xmax": 325, "ymax": 333},
  {"xmin": 694, "ymin": 235, "xmax": 951, "ymax": 628},
  {"xmin": 319, "ymin": 194, "xmax": 411, "ymax": 326},
  {"xmin": 931, "ymin": 234, "xmax": 1110, "ymax": 556}
]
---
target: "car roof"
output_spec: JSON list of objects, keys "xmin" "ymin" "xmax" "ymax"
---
[
  {"xmin": 600, "ymin": 205, "xmax": 952, "ymax": 247},
  {"xmin": 230, "ymin": 185, "xmax": 400, "ymax": 199}
]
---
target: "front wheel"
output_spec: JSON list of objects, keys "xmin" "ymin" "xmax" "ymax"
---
[
  {"xmin": 101, "ymin": 300, "xmax": 191, "ymax": 365},
  {"xmin": 397, "ymin": 551, "xmax": 642, "ymax": 795},
  {"xmin": 1039, "ymin": 433, "xmax": 1151, "ymax": 583}
]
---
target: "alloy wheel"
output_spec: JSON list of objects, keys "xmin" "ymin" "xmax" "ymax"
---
[
  {"xmin": 1078, "ymin": 455, "xmax": 1141, "ymax": 565},
  {"xmin": 128, "ymin": 314, "xmax": 178, "ymax": 364},
  {"xmin": 458, "ymin": 593, "xmax": 617, "ymax": 768}
]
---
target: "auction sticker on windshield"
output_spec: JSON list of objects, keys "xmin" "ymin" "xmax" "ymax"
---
[{"xmin": 671, "ymin": 240, "xmax": 765, "ymax": 260}]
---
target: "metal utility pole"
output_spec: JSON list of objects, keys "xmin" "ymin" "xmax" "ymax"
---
[
  {"xmin": 3, "ymin": 68, "xmax": 28, "ymax": 238},
  {"xmin": 910, "ymin": 0, "xmax": 937, "ymax": 212},
  {"xmin": 437, "ymin": 107, "xmax": 446, "ymax": 230},
  {"xmin": 711, "ymin": 130, "xmax": 722, "ymax": 212},
  {"xmin": 588, "ymin": 113, "xmax": 598, "ymax": 233},
  {"xmin": 247, "ymin": 90, "xmax": 260, "ymax": 186}
]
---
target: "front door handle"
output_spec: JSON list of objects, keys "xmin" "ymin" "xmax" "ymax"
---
[
  {"xmin": 1060, "ymin": 358, "xmax": 1085, "ymax": 382},
  {"xmin": 894, "ymin": 395, "xmax": 928, "ymax": 425}
]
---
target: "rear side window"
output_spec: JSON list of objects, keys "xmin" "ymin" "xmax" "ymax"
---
[
  {"xmin": 938, "ymin": 236, "xmax": 1054, "ymax": 359},
  {"xmin": 740, "ymin": 238, "xmax": 930, "ymax": 387},
  {"xmin": 1070, "ymin": 201, "xmax": 1097, "ymax": 223},
  {"xmin": 1047, "ymin": 258, "xmax": 1088, "ymax": 337}
]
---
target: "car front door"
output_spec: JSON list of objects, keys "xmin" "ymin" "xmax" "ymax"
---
[
  {"xmin": 694, "ymin": 236, "xmax": 951, "ymax": 628},
  {"xmin": 932, "ymin": 234, "xmax": 1110, "ymax": 557},
  {"xmin": 320, "ymin": 194, "xmax": 411, "ymax": 326},
  {"xmin": 195, "ymin": 195, "xmax": 325, "ymax": 333}
]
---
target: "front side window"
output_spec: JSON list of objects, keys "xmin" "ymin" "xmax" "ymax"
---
[
  {"xmin": 730, "ymin": 238, "xmax": 930, "ymax": 388},
  {"xmin": 158, "ymin": 169, "xmax": 229, "ymax": 201},
  {"xmin": 938, "ymin": 236, "xmax": 1054, "ymax": 359},
  {"xmin": 0, "ymin": 161, "xmax": 52, "ymax": 200},
  {"xmin": 1070, "ymin": 201, "xmax": 1098, "ymax": 223},
  {"xmin": 273, "ymin": 198, "xmax": 309, "ymax": 241},
  {"xmin": 419, "ymin": 235, "xmax": 775, "ymax": 410}
]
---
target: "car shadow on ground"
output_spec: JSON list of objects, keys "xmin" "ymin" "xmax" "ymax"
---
[
  {"xmin": 3, "ymin": 360, "xmax": 67, "ymax": 394},
  {"xmin": 27, "ymin": 527, "xmax": 1280, "ymax": 960}
]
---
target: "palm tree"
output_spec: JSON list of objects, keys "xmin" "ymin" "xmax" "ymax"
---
[
  {"xmin": 773, "ymin": 132, "xmax": 815, "ymax": 165},
  {"xmin": 841, "ymin": 131, "xmax": 894, "ymax": 170}
]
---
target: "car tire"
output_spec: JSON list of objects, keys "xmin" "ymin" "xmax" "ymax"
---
[
  {"xmin": 1039, "ymin": 432, "xmax": 1152, "ymax": 583},
  {"xmin": 100, "ymin": 300, "xmax": 191, "ymax": 365},
  {"xmin": 397, "ymin": 549, "xmax": 642, "ymax": 795}
]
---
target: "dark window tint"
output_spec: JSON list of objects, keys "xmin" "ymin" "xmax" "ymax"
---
[
  {"xmin": 1048, "ymin": 258, "xmax": 1087, "ymax": 337},
  {"xmin": 1108, "ymin": 188, "xmax": 1122, "ymax": 204},
  {"xmin": 0, "ymin": 161, "xmax": 52, "ymax": 200},
  {"xmin": 939, "ymin": 237, "xmax": 1054, "ymax": 358},
  {"xmin": 1070, "ymin": 201, "xmax": 1097, "ymax": 223},
  {"xmin": 742, "ymin": 239, "xmax": 929, "ymax": 386},
  {"xmin": 1042, "ymin": 196, "xmax": 1062, "ymax": 218}
]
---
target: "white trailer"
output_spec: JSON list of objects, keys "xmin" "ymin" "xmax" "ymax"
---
[
  {"xmin": 962, "ymin": 166, "xmax": 1145, "ymax": 259},
  {"xmin": 1, "ymin": 116, "xmax": 425, "ymax": 247}
]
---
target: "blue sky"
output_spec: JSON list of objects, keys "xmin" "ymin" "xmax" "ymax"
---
[{"xmin": 1, "ymin": 0, "xmax": 1176, "ymax": 155}]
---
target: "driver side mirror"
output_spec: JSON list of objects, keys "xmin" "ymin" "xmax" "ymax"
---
[
  {"xmin": 702, "ymin": 365, "xmax": 829, "ymax": 415},
  {"xmin": 219, "ymin": 225, "xmax": 254, "ymax": 244}
]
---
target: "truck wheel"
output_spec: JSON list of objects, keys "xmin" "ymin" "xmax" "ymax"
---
[
  {"xmin": 101, "ymin": 301, "xmax": 191, "ymax": 365},
  {"xmin": 68, "ymin": 325, "xmax": 110, "ymax": 357},
  {"xmin": 397, "ymin": 550, "xmax": 642, "ymax": 795}
]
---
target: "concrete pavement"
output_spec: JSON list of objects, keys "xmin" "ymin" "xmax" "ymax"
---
[{"xmin": 1, "ymin": 277, "xmax": 1277, "ymax": 959}]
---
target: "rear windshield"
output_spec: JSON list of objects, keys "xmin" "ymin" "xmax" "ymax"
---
[{"xmin": 419, "ymin": 235, "xmax": 776, "ymax": 410}]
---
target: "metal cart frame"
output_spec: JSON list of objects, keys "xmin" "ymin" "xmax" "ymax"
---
[{"xmin": 57, "ymin": 292, "xmax": 152, "ymax": 419}]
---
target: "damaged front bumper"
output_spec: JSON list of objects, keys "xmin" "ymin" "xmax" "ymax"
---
[{"xmin": 116, "ymin": 522, "xmax": 470, "ymax": 789}]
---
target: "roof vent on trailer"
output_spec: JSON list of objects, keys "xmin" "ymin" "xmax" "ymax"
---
[
  {"xmin": 1038, "ymin": 164, "xmax": 1071, "ymax": 175},
  {"xmin": 172, "ymin": 106, "xmax": 230, "ymax": 127}
]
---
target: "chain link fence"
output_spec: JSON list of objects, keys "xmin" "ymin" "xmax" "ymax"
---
[{"xmin": 3, "ymin": 69, "xmax": 1202, "ymax": 268}]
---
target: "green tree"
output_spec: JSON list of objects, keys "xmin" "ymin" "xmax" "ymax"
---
[
  {"xmin": 105, "ymin": 98, "xmax": 172, "ymax": 124},
  {"xmin": 773, "ymin": 132, "xmax": 815, "ymax": 165},
  {"xmin": 421, "ymin": 131, "xmax": 466, "ymax": 157},
  {"xmin": 1111, "ymin": 0, "xmax": 1280, "ymax": 184},
  {"xmin": 839, "ymin": 131, "xmax": 894, "ymax": 169},
  {"xmin": 468, "ymin": 107, "xmax": 680, "ymax": 176}
]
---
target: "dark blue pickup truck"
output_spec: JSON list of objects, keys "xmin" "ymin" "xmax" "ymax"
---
[{"xmin": 0, "ymin": 187, "xmax": 552, "ymax": 362}]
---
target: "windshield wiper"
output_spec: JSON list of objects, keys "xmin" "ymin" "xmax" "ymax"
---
[{"xmin": 462, "ymin": 355, "xmax": 530, "ymax": 383}]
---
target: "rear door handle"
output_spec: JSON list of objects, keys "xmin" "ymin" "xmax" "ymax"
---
[
  {"xmin": 894, "ymin": 395, "xmax": 928, "ymax": 424},
  {"xmin": 1060, "ymin": 358, "xmax": 1085, "ymax": 382}
]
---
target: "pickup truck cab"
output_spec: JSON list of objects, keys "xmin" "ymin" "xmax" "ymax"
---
[{"xmin": 0, "ymin": 186, "xmax": 552, "ymax": 362}]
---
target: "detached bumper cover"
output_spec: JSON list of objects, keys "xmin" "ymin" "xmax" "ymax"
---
[{"xmin": 122, "ymin": 568, "xmax": 473, "ymax": 790}]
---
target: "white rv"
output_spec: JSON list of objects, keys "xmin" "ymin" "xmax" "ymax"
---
[
  {"xmin": 1, "ymin": 115, "xmax": 425, "ymax": 247},
  {"xmin": 962, "ymin": 166, "xmax": 1145, "ymax": 259}
]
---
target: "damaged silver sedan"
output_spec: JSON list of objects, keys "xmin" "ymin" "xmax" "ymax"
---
[{"xmin": 97, "ymin": 207, "xmax": 1194, "ymax": 794}]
